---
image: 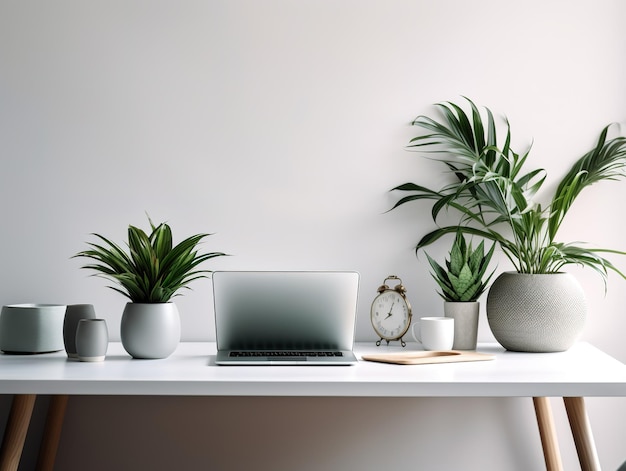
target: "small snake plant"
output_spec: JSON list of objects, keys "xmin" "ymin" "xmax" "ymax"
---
[
  {"xmin": 74, "ymin": 217, "xmax": 227, "ymax": 303},
  {"xmin": 426, "ymin": 231, "xmax": 495, "ymax": 302}
]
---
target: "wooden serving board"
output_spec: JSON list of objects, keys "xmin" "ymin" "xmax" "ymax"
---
[{"xmin": 361, "ymin": 350, "xmax": 495, "ymax": 365}]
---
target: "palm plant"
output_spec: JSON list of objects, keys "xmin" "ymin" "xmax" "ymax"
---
[
  {"xmin": 75, "ymin": 217, "xmax": 227, "ymax": 303},
  {"xmin": 390, "ymin": 97, "xmax": 626, "ymax": 283},
  {"xmin": 426, "ymin": 231, "xmax": 496, "ymax": 302}
]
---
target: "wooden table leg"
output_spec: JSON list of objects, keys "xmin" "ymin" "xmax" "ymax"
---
[
  {"xmin": 533, "ymin": 397, "xmax": 564, "ymax": 471},
  {"xmin": 563, "ymin": 397, "xmax": 601, "ymax": 471},
  {"xmin": 0, "ymin": 394, "xmax": 37, "ymax": 471},
  {"xmin": 35, "ymin": 395, "xmax": 68, "ymax": 471}
]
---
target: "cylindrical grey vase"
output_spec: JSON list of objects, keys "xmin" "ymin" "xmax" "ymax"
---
[
  {"xmin": 76, "ymin": 319, "xmax": 108, "ymax": 362},
  {"xmin": 63, "ymin": 304, "xmax": 96, "ymax": 358},
  {"xmin": 444, "ymin": 301, "xmax": 479, "ymax": 350}
]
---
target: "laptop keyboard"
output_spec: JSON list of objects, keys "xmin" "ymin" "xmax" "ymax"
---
[{"xmin": 229, "ymin": 351, "xmax": 344, "ymax": 358}]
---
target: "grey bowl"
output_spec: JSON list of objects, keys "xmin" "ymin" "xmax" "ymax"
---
[{"xmin": 0, "ymin": 304, "xmax": 67, "ymax": 354}]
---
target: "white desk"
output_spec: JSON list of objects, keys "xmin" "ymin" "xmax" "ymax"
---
[{"xmin": 1, "ymin": 342, "xmax": 626, "ymax": 471}]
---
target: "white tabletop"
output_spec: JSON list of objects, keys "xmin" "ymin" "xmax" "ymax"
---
[{"xmin": 1, "ymin": 342, "xmax": 626, "ymax": 397}]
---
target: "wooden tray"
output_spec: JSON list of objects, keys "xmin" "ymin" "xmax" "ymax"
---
[{"xmin": 361, "ymin": 350, "xmax": 495, "ymax": 365}]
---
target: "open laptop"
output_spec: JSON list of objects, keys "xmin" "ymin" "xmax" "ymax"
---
[{"xmin": 213, "ymin": 271, "xmax": 359, "ymax": 365}]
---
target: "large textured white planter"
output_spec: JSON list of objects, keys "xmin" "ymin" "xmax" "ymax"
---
[
  {"xmin": 486, "ymin": 272, "xmax": 586, "ymax": 352},
  {"xmin": 120, "ymin": 303, "xmax": 181, "ymax": 359}
]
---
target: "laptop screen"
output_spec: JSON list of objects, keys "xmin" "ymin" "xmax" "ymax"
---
[{"xmin": 213, "ymin": 271, "xmax": 359, "ymax": 351}]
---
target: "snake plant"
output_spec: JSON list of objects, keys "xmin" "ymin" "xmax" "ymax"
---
[
  {"xmin": 390, "ymin": 97, "xmax": 626, "ymax": 283},
  {"xmin": 75, "ymin": 217, "xmax": 227, "ymax": 303},
  {"xmin": 426, "ymin": 231, "xmax": 495, "ymax": 302}
]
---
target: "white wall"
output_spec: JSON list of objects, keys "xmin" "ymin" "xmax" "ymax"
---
[{"xmin": 1, "ymin": 1, "xmax": 625, "ymax": 470}]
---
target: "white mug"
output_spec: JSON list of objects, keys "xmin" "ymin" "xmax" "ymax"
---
[{"xmin": 411, "ymin": 317, "xmax": 455, "ymax": 351}]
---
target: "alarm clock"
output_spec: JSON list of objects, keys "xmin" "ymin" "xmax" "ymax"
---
[{"xmin": 370, "ymin": 275, "xmax": 412, "ymax": 347}]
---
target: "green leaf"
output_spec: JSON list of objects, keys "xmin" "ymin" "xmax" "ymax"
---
[
  {"xmin": 391, "ymin": 97, "xmax": 626, "ymax": 280},
  {"xmin": 74, "ymin": 216, "xmax": 228, "ymax": 302}
]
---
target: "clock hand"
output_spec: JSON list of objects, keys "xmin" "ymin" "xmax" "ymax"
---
[{"xmin": 385, "ymin": 302, "xmax": 395, "ymax": 319}]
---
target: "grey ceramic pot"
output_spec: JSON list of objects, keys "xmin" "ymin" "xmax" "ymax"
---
[
  {"xmin": 444, "ymin": 301, "xmax": 479, "ymax": 350},
  {"xmin": 120, "ymin": 303, "xmax": 181, "ymax": 359},
  {"xmin": 486, "ymin": 272, "xmax": 586, "ymax": 352},
  {"xmin": 0, "ymin": 304, "xmax": 66, "ymax": 353},
  {"xmin": 76, "ymin": 318, "xmax": 109, "ymax": 362},
  {"xmin": 63, "ymin": 304, "xmax": 96, "ymax": 358}
]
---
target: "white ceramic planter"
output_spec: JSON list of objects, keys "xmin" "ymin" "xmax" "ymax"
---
[
  {"xmin": 486, "ymin": 272, "xmax": 586, "ymax": 352},
  {"xmin": 120, "ymin": 303, "xmax": 181, "ymax": 359}
]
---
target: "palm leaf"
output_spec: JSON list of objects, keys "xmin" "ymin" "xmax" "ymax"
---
[
  {"xmin": 392, "ymin": 97, "xmax": 626, "ymax": 282},
  {"xmin": 549, "ymin": 124, "xmax": 626, "ymax": 241}
]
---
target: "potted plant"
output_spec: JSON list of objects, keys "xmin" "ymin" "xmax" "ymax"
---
[
  {"xmin": 390, "ymin": 97, "xmax": 626, "ymax": 352},
  {"xmin": 426, "ymin": 230, "xmax": 495, "ymax": 350},
  {"xmin": 74, "ymin": 217, "xmax": 227, "ymax": 358}
]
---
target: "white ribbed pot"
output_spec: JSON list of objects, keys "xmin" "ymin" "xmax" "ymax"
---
[
  {"xmin": 120, "ymin": 302, "xmax": 181, "ymax": 359},
  {"xmin": 486, "ymin": 272, "xmax": 587, "ymax": 352}
]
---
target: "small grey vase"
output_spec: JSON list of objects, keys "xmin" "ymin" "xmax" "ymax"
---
[
  {"xmin": 444, "ymin": 301, "xmax": 479, "ymax": 350},
  {"xmin": 63, "ymin": 304, "xmax": 96, "ymax": 358},
  {"xmin": 76, "ymin": 319, "xmax": 109, "ymax": 362}
]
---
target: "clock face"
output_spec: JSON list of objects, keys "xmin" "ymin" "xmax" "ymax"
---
[{"xmin": 370, "ymin": 290, "xmax": 411, "ymax": 340}]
